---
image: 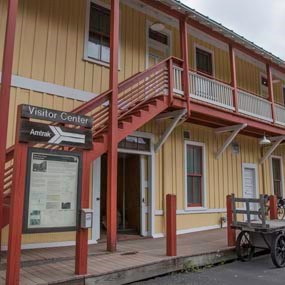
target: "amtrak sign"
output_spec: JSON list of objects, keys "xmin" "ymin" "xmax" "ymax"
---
[{"xmin": 19, "ymin": 105, "xmax": 93, "ymax": 149}]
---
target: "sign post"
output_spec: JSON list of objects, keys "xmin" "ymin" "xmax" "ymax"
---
[{"xmin": 5, "ymin": 105, "xmax": 93, "ymax": 284}]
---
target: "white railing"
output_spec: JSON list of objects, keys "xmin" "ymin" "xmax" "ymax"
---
[
  {"xmin": 237, "ymin": 90, "xmax": 273, "ymax": 122},
  {"xmin": 189, "ymin": 72, "xmax": 234, "ymax": 110},
  {"xmin": 173, "ymin": 65, "xmax": 183, "ymax": 95},
  {"xmin": 275, "ymin": 104, "xmax": 285, "ymax": 126}
]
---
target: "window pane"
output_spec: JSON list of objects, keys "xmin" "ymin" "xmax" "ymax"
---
[
  {"xmin": 125, "ymin": 136, "xmax": 138, "ymax": 150},
  {"xmin": 196, "ymin": 48, "xmax": 213, "ymax": 75},
  {"xmin": 193, "ymin": 146, "xmax": 201, "ymax": 173},
  {"xmin": 88, "ymin": 35, "xmax": 101, "ymax": 60},
  {"xmin": 187, "ymin": 146, "xmax": 194, "ymax": 173},
  {"xmin": 187, "ymin": 176, "xmax": 202, "ymax": 205},
  {"xmin": 138, "ymin": 138, "xmax": 150, "ymax": 151},
  {"xmin": 272, "ymin": 158, "xmax": 281, "ymax": 180}
]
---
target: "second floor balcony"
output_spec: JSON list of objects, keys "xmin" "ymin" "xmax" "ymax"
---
[{"xmin": 173, "ymin": 65, "xmax": 285, "ymax": 127}]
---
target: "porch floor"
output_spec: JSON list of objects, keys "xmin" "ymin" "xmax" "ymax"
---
[{"xmin": 0, "ymin": 228, "xmax": 232, "ymax": 285}]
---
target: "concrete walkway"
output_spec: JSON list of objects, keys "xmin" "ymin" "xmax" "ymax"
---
[{"xmin": 0, "ymin": 229, "xmax": 234, "ymax": 285}]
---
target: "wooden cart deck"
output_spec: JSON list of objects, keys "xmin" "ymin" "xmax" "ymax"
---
[{"xmin": 232, "ymin": 220, "xmax": 285, "ymax": 233}]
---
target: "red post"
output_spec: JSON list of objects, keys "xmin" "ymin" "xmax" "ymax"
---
[
  {"xmin": 267, "ymin": 63, "xmax": 276, "ymax": 123},
  {"xmin": 0, "ymin": 0, "xmax": 19, "ymax": 251},
  {"xmin": 179, "ymin": 17, "xmax": 190, "ymax": 117},
  {"xmin": 168, "ymin": 58, "xmax": 174, "ymax": 106},
  {"xmin": 226, "ymin": 195, "xmax": 236, "ymax": 246},
  {"xmin": 269, "ymin": 195, "xmax": 278, "ymax": 220},
  {"xmin": 75, "ymin": 152, "xmax": 91, "ymax": 275},
  {"xmin": 229, "ymin": 45, "xmax": 238, "ymax": 112},
  {"xmin": 166, "ymin": 194, "xmax": 177, "ymax": 256},
  {"xmin": 6, "ymin": 106, "xmax": 28, "ymax": 285},
  {"xmin": 106, "ymin": 0, "xmax": 119, "ymax": 252}
]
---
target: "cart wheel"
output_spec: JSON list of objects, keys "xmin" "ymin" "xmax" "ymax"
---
[
  {"xmin": 236, "ymin": 231, "xmax": 254, "ymax": 262},
  {"xmin": 277, "ymin": 207, "xmax": 285, "ymax": 220},
  {"xmin": 271, "ymin": 233, "xmax": 285, "ymax": 268}
]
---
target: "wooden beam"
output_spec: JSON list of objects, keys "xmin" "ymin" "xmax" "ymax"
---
[
  {"xmin": 107, "ymin": 0, "xmax": 119, "ymax": 253},
  {"xmin": 179, "ymin": 17, "xmax": 190, "ymax": 117},
  {"xmin": 0, "ymin": 0, "xmax": 19, "ymax": 252},
  {"xmin": 259, "ymin": 136, "xmax": 285, "ymax": 164},
  {"xmin": 267, "ymin": 64, "xmax": 276, "ymax": 123},
  {"xmin": 155, "ymin": 109, "xmax": 187, "ymax": 153},
  {"xmin": 229, "ymin": 45, "xmax": 238, "ymax": 112},
  {"xmin": 215, "ymin": 124, "xmax": 247, "ymax": 159}
]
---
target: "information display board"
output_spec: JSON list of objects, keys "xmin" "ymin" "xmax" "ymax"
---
[{"xmin": 23, "ymin": 148, "xmax": 82, "ymax": 233}]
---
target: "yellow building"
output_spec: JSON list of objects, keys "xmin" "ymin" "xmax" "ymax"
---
[{"xmin": 1, "ymin": 0, "xmax": 285, "ymax": 252}]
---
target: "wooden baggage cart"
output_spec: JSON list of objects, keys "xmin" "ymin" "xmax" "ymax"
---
[{"xmin": 230, "ymin": 194, "xmax": 285, "ymax": 267}]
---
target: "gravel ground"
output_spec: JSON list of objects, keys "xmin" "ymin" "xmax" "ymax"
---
[{"xmin": 133, "ymin": 255, "xmax": 285, "ymax": 285}]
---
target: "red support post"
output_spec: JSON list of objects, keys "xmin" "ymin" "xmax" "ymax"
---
[
  {"xmin": 166, "ymin": 194, "xmax": 177, "ymax": 256},
  {"xmin": 229, "ymin": 45, "xmax": 238, "ymax": 112},
  {"xmin": 226, "ymin": 195, "xmax": 236, "ymax": 246},
  {"xmin": 75, "ymin": 151, "xmax": 91, "ymax": 275},
  {"xmin": 106, "ymin": 0, "xmax": 119, "ymax": 252},
  {"xmin": 6, "ymin": 106, "xmax": 28, "ymax": 285},
  {"xmin": 267, "ymin": 63, "xmax": 276, "ymax": 123},
  {"xmin": 179, "ymin": 17, "xmax": 190, "ymax": 117},
  {"xmin": 0, "ymin": 0, "xmax": 19, "ymax": 251},
  {"xmin": 269, "ymin": 195, "xmax": 278, "ymax": 220},
  {"xmin": 168, "ymin": 58, "xmax": 174, "ymax": 106}
]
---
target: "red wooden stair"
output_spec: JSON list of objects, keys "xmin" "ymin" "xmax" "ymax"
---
[{"xmin": 1, "ymin": 57, "xmax": 184, "ymax": 229}]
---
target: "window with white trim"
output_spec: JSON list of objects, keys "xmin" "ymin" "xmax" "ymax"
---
[
  {"xmin": 196, "ymin": 47, "xmax": 213, "ymax": 76},
  {"xmin": 185, "ymin": 143, "xmax": 204, "ymax": 207},
  {"xmin": 272, "ymin": 157, "xmax": 283, "ymax": 198},
  {"xmin": 87, "ymin": 2, "xmax": 110, "ymax": 63}
]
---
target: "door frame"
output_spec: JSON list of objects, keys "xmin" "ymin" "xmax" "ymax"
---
[
  {"xmin": 242, "ymin": 163, "xmax": 259, "ymax": 199},
  {"xmin": 270, "ymin": 155, "xmax": 284, "ymax": 197},
  {"xmin": 145, "ymin": 19, "xmax": 172, "ymax": 69},
  {"xmin": 91, "ymin": 131, "xmax": 155, "ymax": 241}
]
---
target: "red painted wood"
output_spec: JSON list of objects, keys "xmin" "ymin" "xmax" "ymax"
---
[
  {"xmin": 166, "ymin": 194, "xmax": 177, "ymax": 256},
  {"xmin": 75, "ymin": 151, "xmax": 91, "ymax": 275},
  {"xmin": 226, "ymin": 195, "xmax": 236, "ymax": 247},
  {"xmin": 0, "ymin": 0, "xmax": 19, "ymax": 251},
  {"xmin": 6, "ymin": 106, "xmax": 28, "ymax": 285},
  {"xmin": 106, "ymin": 0, "xmax": 119, "ymax": 253},
  {"xmin": 267, "ymin": 64, "xmax": 276, "ymax": 123},
  {"xmin": 229, "ymin": 45, "xmax": 238, "ymax": 112},
  {"xmin": 168, "ymin": 58, "xmax": 174, "ymax": 105},
  {"xmin": 180, "ymin": 18, "xmax": 190, "ymax": 116},
  {"xmin": 269, "ymin": 195, "xmax": 278, "ymax": 220}
]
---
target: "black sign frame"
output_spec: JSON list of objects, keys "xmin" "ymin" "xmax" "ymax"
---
[{"xmin": 23, "ymin": 147, "xmax": 82, "ymax": 234}]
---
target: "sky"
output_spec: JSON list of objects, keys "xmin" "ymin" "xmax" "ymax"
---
[{"xmin": 181, "ymin": 0, "xmax": 285, "ymax": 60}]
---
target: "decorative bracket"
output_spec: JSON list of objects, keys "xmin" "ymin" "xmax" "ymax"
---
[
  {"xmin": 215, "ymin": 124, "xmax": 247, "ymax": 159},
  {"xmin": 154, "ymin": 109, "xmax": 187, "ymax": 153},
  {"xmin": 259, "ymin": 135, "xmax": 285, "ymax": 164}
]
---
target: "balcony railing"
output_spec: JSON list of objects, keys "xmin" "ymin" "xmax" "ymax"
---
[{"xmin": 172, "ymin": 66, "xmax": 280, "ymax": 125}]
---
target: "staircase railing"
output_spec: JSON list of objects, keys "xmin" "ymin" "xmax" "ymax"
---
[{"xmin": 2, "ymin": 56, "xmax": 180, "ymax": 202}]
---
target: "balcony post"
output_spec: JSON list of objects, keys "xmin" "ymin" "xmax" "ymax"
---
[
  {"xmin": 229, "ymin": 45, "xmax": 238, "ymax": 112},
  {"xmin": 106, "ymin": 0, "xmax": 119, "ymax": 252},
  {"xmin": 0, "ymin": 0, "xmax": 19, "ymax": 252},
  {"xmin": 179, "ymin": 17, "xmax": 190, "ymax": 116},
  {"xmin": 266, "ymin": 63, "xmax": 276, "ymax": 123}
]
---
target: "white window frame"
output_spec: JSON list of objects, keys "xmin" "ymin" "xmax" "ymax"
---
[
  {"xmin": 84, "ymin": 0, "xmax": 121, "ymax": 68},
  {"xmin": 270, "ymin": 155, "xmax": 284, "ymax": 197},
  {"xmin": 184, "ymin": 140, "xmax": 207, "ymax": 211},
  {"xmin": 145, "ymin": 20, "xmax": 172, "ymax": 68},
  {"xmin": 194, "ymin": 43, "xmax": 215, "ymax": 77}
]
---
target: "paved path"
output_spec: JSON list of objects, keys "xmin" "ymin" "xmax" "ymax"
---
[
  {"xmin": 0, "ymin": 229, "xmax": 230, "ymax": 284},
  {"xmin": 135, "ymin": 255, "xmax": 285, "ymax": 285}
]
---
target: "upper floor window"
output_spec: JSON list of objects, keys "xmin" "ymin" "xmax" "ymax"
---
[
  {"xmin": 185, "ymin": 143, "xmax": 205, "ymax": 207},
  {"xmin": 260, "ymin": 74, "xmax": 269, "ymax": 98},
  {"xmin": 87, "ymin": 2, "xmax": 110, "ymax": 63},
  {"xmin": 196, "ymin": 47, "xmax": 213, "ymax": 76}
]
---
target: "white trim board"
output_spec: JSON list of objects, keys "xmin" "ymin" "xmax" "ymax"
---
[
  {"xmin": 155, "ymin": 208, "xmax": 226, "ymax": 216},
  {"xmin": 0, "ymin": 72, "xmax": 97, "ymax": 102},
  {"xmin": 1, "ymin": 239, "xmax": 98, "ymax": 251}
]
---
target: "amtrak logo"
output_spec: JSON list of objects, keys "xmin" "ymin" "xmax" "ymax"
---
[{"xmin": 49, "ymin": 126, "xmax": 86, "ymax": 145}]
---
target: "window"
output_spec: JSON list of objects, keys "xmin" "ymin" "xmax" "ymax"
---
[
  {"xmin": 118, "ymin": 136, "xmax": 151, "ymax": 152},
  {"xmin": 272, "ymin": 158, "xmax": 283, "ymax": 198},
  {"xmin": 260, "ymin": 74, "xmax": 269, "ymax": 98},
  {"xmin": 196, "ymin": 47, "xmax": 213, "ymax": 76},
  {"xmin": 87, "ymin": 2, "xmax": 110, "ymax": 63},
  {"xmin": 186, "ymin": 143, "xmax": 204, "ymax": 207},
  {"xmin": 149, "ymin": 29, "xmax": 169, "ymax": 46},
  {"xmin": 261, "ymin": 76, "xmax": 268, "ymax": 87}
]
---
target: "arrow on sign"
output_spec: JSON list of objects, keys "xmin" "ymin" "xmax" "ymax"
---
[{"xmin": 49, "ymin": 126, "xmax": 86, "ymax": 145}]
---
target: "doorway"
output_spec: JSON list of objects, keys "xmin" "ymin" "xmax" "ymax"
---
[{"xmin": 94, "ymin": 152, "xmax": 151, "ymax": 241}]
